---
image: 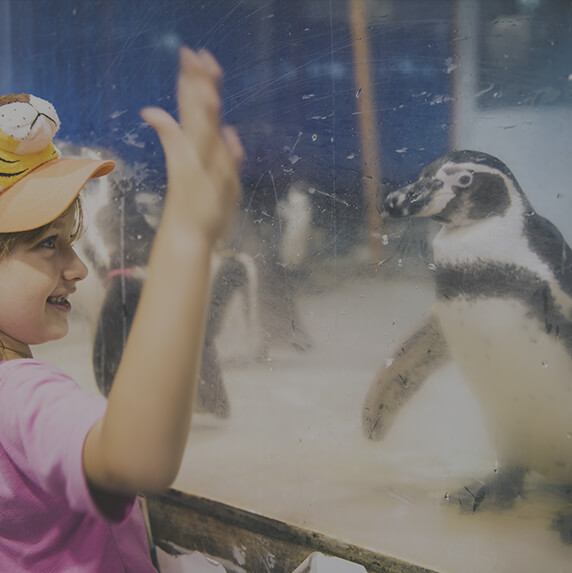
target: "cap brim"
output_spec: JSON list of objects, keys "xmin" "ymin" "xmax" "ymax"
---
[{"xmin": 0, "ymin": 157, "xmax": 115, "ymax": 232}]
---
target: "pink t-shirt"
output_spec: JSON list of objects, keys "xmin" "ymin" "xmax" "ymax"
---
[{"xmin": 0, "ymin": 359, "xmax": 157, "ymax": 572}]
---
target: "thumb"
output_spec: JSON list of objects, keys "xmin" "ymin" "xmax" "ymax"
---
[{"xmin": 140, "ymin": 106, "xmax": 187, "ymax": 159}]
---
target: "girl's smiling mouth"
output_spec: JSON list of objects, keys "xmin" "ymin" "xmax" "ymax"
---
[{"xmin": 47, "ymin": 295, "xmax": 71, "ymax": 311}]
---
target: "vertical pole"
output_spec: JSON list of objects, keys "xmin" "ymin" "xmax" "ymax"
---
[
  {"xmin": 450, "ymin": 0, "xmax": 480, "ymax": 150},
  {"xmin": 348, "ymin": 0, "xmax": 384, "ymax": 264}
]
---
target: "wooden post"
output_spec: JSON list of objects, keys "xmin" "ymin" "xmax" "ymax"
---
[{"xmin": 348, "ymin": 0, "xmax": 385, "ymax": 264}]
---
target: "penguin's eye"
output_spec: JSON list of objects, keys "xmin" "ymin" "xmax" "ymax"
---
[{"xmin": 458, "ymin": 173, "xmax": 472, "ymax": 187}]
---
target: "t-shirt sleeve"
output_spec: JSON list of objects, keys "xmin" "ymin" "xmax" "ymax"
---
[{"xmin": 0, "ymin": 360, "xmax": 134, "ymax": 521}]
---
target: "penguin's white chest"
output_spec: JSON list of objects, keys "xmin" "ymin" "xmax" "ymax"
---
[{"xmin": 436, "ymin": 296, "xmax": 572, "ymax": 480}]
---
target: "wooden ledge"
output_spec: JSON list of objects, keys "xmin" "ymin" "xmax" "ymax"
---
[{"xmin": 147, "ymin": 489, "xmax": 438, "ymax": 573}]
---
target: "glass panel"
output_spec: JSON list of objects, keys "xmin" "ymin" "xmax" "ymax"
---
[{"xmin": 5, "ymin": 1, "xmax": 571, "ymax": 570}]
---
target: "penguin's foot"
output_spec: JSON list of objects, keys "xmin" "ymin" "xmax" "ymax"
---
[
  {"xmin": 552, "ymin": 511, "xmax": 572, "ymax": 544},
  {"xmin": 445, "ymin": 466, "xmax": 528, "ymax": 513},
  {"xmin": 196, "ymin": 377, "xmax": 231, "ymax": 419},
  {"xmin": 290, "ymin": 324, "xmax": 313, "ymax": 353},
  {"xmin": 550, "ymin": 484, "xmax": 572, "ymax": 544}
]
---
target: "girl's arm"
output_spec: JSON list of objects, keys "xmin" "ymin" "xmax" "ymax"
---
[{"xmin": 83, "ymin": 47, "xmax": 243, "ymax": 494}]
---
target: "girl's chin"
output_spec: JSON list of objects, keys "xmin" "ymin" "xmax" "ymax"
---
[
  {"xmin": 43, "ymin": 306, "xmax": 71, "ymax": 338},
  {"xmin": 30, "ymin": 323, "xmax": 70, "ymax": 346},
  {"xmin": 47, "ymin": 324, "xmax": 69, "ymax": 342}
]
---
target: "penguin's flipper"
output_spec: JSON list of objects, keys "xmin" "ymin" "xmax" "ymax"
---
[
  {"xmin": 448, "ymin": 466, "xmax": 528, "ymax": 513},
  {"xmin": 196, "ymin": 342, "xmax": 231, "ymax": 419},
  {"xmin": 362, "ymin": 312, "xmax": 450, "ymax": 440}
]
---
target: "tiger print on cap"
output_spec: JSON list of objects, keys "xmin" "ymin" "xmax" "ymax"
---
[{"xmin": 0, "ymin": 94, "xmax": 61, "ymax": 192}]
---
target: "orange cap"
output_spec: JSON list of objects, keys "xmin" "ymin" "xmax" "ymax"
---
[{"xmin": 0, "ymin": 93, "xmax": 115, "ymax": 232}]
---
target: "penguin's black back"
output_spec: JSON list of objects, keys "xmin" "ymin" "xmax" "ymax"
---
[{"xmin": 524, "ymin": 211, "xmax": 572, "ymax": 299}]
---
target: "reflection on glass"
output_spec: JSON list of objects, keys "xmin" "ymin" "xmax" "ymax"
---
[{"xmin": 5, "ymin": 1, "xmax": 570, "ymax": 571}]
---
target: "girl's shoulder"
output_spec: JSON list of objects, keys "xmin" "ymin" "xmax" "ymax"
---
[
  {"xmin": 0, "ymin": 359, "xmax": 78, "ymax": 396},
  {"xmin": 0, "ymin": 358, "xmax": 67, "ymax": 376},
  {"xmin": 0, "ymin": 359, "xmax": 106, "ymax": 445}
]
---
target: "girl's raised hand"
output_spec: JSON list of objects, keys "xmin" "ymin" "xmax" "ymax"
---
[{"xmin": 141, "ymin": 47, "xmax": 243, "ymax": 245}]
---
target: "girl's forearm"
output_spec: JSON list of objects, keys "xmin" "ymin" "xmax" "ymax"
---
[
  {"xmin": 84, "ymin": 222, "xmax": 215, "ymax": 493},
  {"xmin": 83, "ymin": 47, "xmax": 241, "ymax": 496}
]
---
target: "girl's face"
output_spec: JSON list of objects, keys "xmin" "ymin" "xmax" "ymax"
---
[{"xmin": 0, "ymin": 211, "xmax": 88, "ymax": 352}]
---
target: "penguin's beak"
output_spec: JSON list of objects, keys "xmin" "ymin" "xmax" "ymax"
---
[
  {"xmin": 382, "ymin": 178, "xmax": 432, "ymax": 217},
  {"xmin": 382, "ymin": 177, "xmax": 451, "ymax": 219}
]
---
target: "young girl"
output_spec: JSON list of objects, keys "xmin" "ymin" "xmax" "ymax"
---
[{"xmin": 0, "ymin": 48, "xmax": 242, "ymax": 571}]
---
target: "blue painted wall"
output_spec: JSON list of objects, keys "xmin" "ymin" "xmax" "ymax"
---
[{"xmin": 6, "ymin": 0, "xmax": 452, "ymax": 227}]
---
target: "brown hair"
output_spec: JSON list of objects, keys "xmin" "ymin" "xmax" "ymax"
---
[{"xmin": 0, "ymin": 195, "xmax": 85, "ymax": 260}]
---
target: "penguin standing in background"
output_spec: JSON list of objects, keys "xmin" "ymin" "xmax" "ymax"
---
[{"xmin": 362, "ymin": 150, "xmax": 572, "ymax": 541}]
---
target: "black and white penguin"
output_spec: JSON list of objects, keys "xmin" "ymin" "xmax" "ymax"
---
[{"xmin": 362, "ymin": 150, "xmax": 572, "ymax": 537}]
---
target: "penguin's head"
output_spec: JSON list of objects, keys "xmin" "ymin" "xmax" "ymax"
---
[{"xmin": 382, "ymin": 150, "xmax": 530, "ymax": 228}]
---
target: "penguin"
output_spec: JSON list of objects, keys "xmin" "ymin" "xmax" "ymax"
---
[
  {"xmin": 87, "ymin": 174, "xmax": 253, "ymax": 419},
  {"xmin": 362, "ymin": 150, "xmax": 572, "ymax": 539}
]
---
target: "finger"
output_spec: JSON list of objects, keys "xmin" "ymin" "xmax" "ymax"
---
[
  {"xmin": 140, "ymin": 106, "xmax": 178, "ymax": 131},
  {"xmin": 196, "ymin": 49, "xmax": 223, "ymax": 86},
  {"xmin": 216, "ymin": 129, "xmax": 243, "ymax": 206},
  {"xmin": 177, "ymin": 48, "xmax": 221, "ymax": 160},
  {"xmin": 179, "ymin": 47, "xmax": 223, "ymax": 87},
  {"xmin": 140, "ymin": 106, "xmax": 195, "ymax": 166}
]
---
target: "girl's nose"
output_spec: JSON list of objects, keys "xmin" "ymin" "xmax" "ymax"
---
[{"xmin": 62, "ymin": 247, "xmax": 88, "ymax": 282}]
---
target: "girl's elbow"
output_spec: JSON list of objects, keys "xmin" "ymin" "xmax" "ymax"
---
[
  {"xmin": 113, "ymin": 450, "xmax": 182, "ymax": 494},
  {"xmin": 85, "ymin": 420, "xmax": 184, "ymax": 494},
  {"xmin": 136, "ymin": 465, "xmax": 179, "ymax": 495}
]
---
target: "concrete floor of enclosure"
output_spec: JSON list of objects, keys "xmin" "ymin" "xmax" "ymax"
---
[{"xmin": 36, "ymin": 273, "xmax": 572, "ymax": 573}]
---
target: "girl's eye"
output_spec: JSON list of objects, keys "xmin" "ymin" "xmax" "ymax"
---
[{"xmin": 38, "ymin": 236, "xmax": 57, "ymax": 249}]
